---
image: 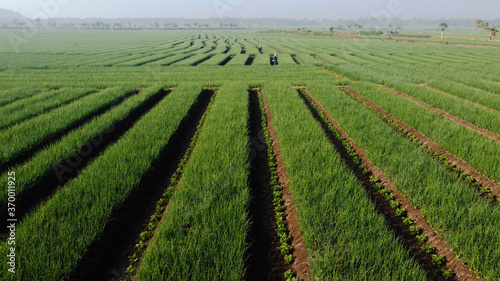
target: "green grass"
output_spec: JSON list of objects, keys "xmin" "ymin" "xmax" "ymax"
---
[
  {"xmin": 308, "ymin": 82, "xmax": 500, "ymax": 280},
  {"xmin": 0, "ymin": 86, "xmax": 134, "ymax": 164},
  {"xmin": 136, "ymin": 83, "xmax": 250, "ymax": 280},
  {"xmin": 0, "ymin": 84, "xmax": 202, "ymax": 280},
  {"xmin": 263, "ymin": 83, "xmax": 428, "ymax": 280},
  {"xmin": 0, "ymin": 30, "xmax": 498, "ymax": 280},
  {"xmin": 0, "ymin": 86, "xmax": 171, "ymax": 208}
]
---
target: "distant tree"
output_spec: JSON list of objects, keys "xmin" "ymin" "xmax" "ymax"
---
[
  {"xmin": 476, "ymin": 19, "xmax": 499, "ymax": 41},
  {"xmin": 439, "ymin": 22, "xmax": 448, "ymax": 39}
]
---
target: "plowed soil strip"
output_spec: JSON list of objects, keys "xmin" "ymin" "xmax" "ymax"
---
[
  {"xmin": 192, "ymin": 54, "xmax": 214, "ymax": 66},
  {"xmin": 67, "ymin": 89, "xmax": 215, "ymax": 281},
  {"xmin": 314, "ymin": 65, "xmax": 354, "ymax": 81},
  {"xmin": 245, "ymin": 55, "xmax": 255, "ymax": 66},
  {"xmin": 382, "ymin": 85, "xmax": 500, "ymax": 143},
  {"xmin": 0, "ymin": 89, "xmax": 171, "ymax": 233},
  {"xmin": 267, "ymin": 45, "xmax": 281, "ymax": 54},
  {"xmin": 291, "ymin": 56, "xmax": 303, "ymax": 65},
  {"xmin": 0, "ymin": 89, "xmax": 139, "ymax": 175},
  {"xmin": 219, "ymin": 55, "xmax": 233, "ymax": 66},
  {"xmin": 420, "ymin": 83, "xmax": 500, "ymax": 115},
  {"xmin": 301, "ymin": 87, "xmax": 479, "ymax": 281},
  {"xmin": 339, "ymin": 86, "xmax": 500, "ymax": 200},
  {"xmin": 260, "ymin": 89, "xmax": 312, "ymax": 280},
  {"xmin": 134, "ymin": 54, "xmax": 175, "ymax": 66},
  {"xmin": 246, "ymin": 89, "xmax": 289, "ymax": 280},
  {"xmin": 162, "ymin": 55, "xmax": 195, "ymax": 66},
  {"xmin": 312, "ymin": 55, "xmax": 327, "ymax": 65}
]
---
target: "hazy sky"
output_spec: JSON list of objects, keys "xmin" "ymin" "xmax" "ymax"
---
[{"xmin": 1, "ymin": 0, "xmax": 498, "ymax": 20}]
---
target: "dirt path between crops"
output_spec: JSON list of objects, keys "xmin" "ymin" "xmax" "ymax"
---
[
  {"xmin": 267, "ymin": 45, "xmax": 282, "ymax": 54},
  {"xmin": 420, "ymin": 83, "xmax": 500, "ymax": 115},
  {"xmin": 312, "ymin": 56, "xmax": 327, "ymax": 65},
  {"xmin": 291, "ymin": 55, "xmax": 303, "ymax": 65},
  {"xmin": 340, "ymin": 86, "xmax": 500, "ymax": 201},
  {"xmin": 0, "ymin": 89, "xmax": 139, "ymax": 174},
  {"xmin": 382, "ymin": 85, "xmax": 500, "ymax": 143},
  {"xmin": 246, "ymin": 90, "xmax": 291, "ymax": 280},
  {"xmin": 260, "ymin": 89, "xmax": 312, "ymax": 280}
]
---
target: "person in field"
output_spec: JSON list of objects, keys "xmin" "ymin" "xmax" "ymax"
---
[
  {"xmin": 273, "ymin": 53, "xmax": 278, "ymax": 65},
  {"xmin": 258, "ymin": 44, "xmax": 262, "ymax": 53}
]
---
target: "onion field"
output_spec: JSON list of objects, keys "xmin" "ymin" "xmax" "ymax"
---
[{"xmin": 0, "ymin": 30, "xmax": 499, "ymax": 281}]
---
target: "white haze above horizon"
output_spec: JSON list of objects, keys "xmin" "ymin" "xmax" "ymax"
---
[{"xmin": 0, "ymin": 0, "xmax": 498, "ymax": 20}]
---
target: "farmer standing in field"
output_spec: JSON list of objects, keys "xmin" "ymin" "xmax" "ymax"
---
[
  {"xmin": 258, "ymin": 44, "xmax": 262, "ymax": 53},
  {"xmin": 273, "ymin": 53, "xmax": 278, "ymax": 65}
]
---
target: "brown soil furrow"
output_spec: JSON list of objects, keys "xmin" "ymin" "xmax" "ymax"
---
[
  {"xmin": 246, "ymin": 89, "xmax": 290, "ymax": 280},
  {"xmin": 314, "ymin": 66, "xmax": 344, "ymax": 79},
  {"xmin": 340, "ymin": 86, "xmax": 500, "ymax": 201},
  {"xmin": 330, "ymin": 54, "xmax": 351, "ymax": 64},
  {"xmin": 304, "ymin": 87, "xmax": 480, "ymax": 281},
  {"xmin": 291, "ymin": 55, "xmax": 303, "ymax": 65},
  {"xmin": 312, "ymin": 55, "xmax": 327, "ymax": 65},
  {"xmin": 260, "ymin": 89, "xmax": 312, "ymax": 280},
  {"xmin": 267, "ymin": 45, "xmax": 282, "ymax": 54},
  {"xmin": 420, "ymin": 83, "xmax": 500, "ymax": 115},
  {"xmin": 315, "ymin": 66, "xmax": 340, "ymax": 76},
  {"xmin": 382, "ymin": 85, "xmax": 500, "ymax": 143}
]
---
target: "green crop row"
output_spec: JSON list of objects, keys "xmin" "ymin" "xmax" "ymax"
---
[
  {"xmin": 299, "ymin": 87, "xmax": 457, "ymax": 279},
  {"xmin": 306, "ymin": 82, "xmax": 500, "ymax": 280},
  {"xmin": 426, "ymin": 80, "xmax": 500, "ymax": 112},
  {"xmin": 0, "ymin": 86, "xmax": 136, "ymax": 164},
  {"xmin": 126, "ymin": 89, "xmax": 216, "ymax": 276},
  {"xmin": 0, "ymin": 88, "xmax": 46, "ymax": 107},
  {"xmin": 135, "ymin": 84, "xmax": 250, "ymax": 280},
  {"xmin": 225, "ymin": 54, "xmax": 251, "ymax": 65},
  {"xmin": 351, "ymin": 81, "xmax": 500, "ymax": 183},
  {"xmin": 0, "ymin": 83, "xmax": 202, "ymax": 280},
  {"xmin": 0, "ymin": 86, "xmax": 172, "ymax": 208},
  {"xmin": 0, "ymin": 88, "xmax": 96, "ymax": 130},
  {"xmin": 257, "ymin": 89, "xmax": 296, "ymax": 279},
  {"xmin": 385, "ymin": 81, "xmax": 500, "ymax": 135},
  {"xmin": 338, "ymin": 86, "xmax": 498, "ymax": 205},
  {"xmin": 264, "ymin": 83, "xmax": 428, "ymax": 280}
]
